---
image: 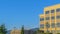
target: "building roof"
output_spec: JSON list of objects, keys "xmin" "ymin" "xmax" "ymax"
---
[{"xmin": 44, "ymin": 4, "xmax": 60, "ymax": 11}]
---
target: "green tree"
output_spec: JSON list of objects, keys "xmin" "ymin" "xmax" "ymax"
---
[
  {"xmin": 37, "ymin": 29, "xmax": 44, "ymax": 34},
  {"xmin": 0, "ymin": 24, "xmax": 7, "ymax": 34},
  {"xmin": 33, "ymin": 31, "xmax": 37, "ymax": 34},
  {"xmin": 21, "ymin": 25, "xmax": 24, "ymax": 34}
]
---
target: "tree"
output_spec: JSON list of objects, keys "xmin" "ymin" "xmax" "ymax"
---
[
  {"xmin": 46, "ymin": 22, "xmax": 50, "ymax": 33},
  {"xmin": 36, "ymin": 29, "xmax": 44, "ymax": 34},
  {"xmin": 21, "ymin": 25, "xmax": 24, "ymax": 34},
  {"xmin": 0, "ymin": 24, "xmax": 7, "ymax": 34},
  {"xmin": 33, "ymin": 31, "xmax": 37, "ymax": 34}
]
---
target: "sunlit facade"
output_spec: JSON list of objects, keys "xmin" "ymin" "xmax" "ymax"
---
[
  {"xmin": 10, "ymin": 29, "xmax": 21, "ymax": 34},
  {"xmin": 40, "ymin": 4, "xmax": 60, "ymax": 33}
]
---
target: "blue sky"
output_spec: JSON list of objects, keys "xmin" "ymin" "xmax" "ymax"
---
[{"xmin": 0, "ymin": 0, "xmax": 60, "ymax": 30}]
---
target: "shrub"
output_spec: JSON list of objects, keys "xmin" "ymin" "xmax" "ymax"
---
[
  {"xmin": 44, "ymin": 33, "xmax": 52, "ymax": 34},
  {"xmin": 57, "ymin": 33, "xmax": 60, "ymax": 34}
]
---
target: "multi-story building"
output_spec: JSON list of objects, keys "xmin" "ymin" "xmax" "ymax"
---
[
  {"xmin": 10, "ymin": 29, "xmax": 21, "ymax": 34},
  {"xmin": 40, "ymin": 4, "xmax": 60, "ymax": 33}
]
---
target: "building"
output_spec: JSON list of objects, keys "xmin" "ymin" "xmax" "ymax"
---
[
  {"xmin": 7, "ymin": 30, "xmax": 11, "ymax": 34},
  {"xmin": 24, "ymin": 28, "xmax": 39, "ymax": 34},
  {"xmin": 40, "ymin": 4, "xmax": 60, "ymax": 33},
  {"xmin": 24, "ymin": 30, "xmax": 29, "ymax": 34},
  {"xmin": 10, "ymin": 29, "xmax": 21, "ymax": 34},
  {"xmin": 24, "ymin": 30, "xmax": 35, "ymax": 34}
]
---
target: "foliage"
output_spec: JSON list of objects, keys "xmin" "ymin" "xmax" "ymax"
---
[
  {"xmin": 33, "ymin": 31, "xmax": 37, "ymax": 34},
  {"xmin": 44, "ymin": 32, "xmax": 52, "ymax": 34},
  {"xmin": 57, "ymin": 33, "xmax": 60, "ymax": 34},
  {"xmin": 35, "ymin": 29, "xmax": 44, "ymax": 34},
  {"xmin": 21, "ymin": 25, "xmax": 24, "ymax": 34},
  {"xmin": 0, "ymin": 24, "xmax": 7, "ymax": 34}
]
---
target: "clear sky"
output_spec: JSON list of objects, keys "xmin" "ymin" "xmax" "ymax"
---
[{"xmin": 0, "ymin": 0, "xmax": 60, "ymax": 30}]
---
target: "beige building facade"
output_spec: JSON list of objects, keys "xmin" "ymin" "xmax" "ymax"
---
[
  {"xmin": 40, "ymin": 4, "xmax": 60, "ymax": 33},
  {"xmin": 10, "ymin": 29, "xmax": 21, "ymax": 34}
]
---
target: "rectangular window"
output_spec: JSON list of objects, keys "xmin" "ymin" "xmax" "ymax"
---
[
  {"xmin": 56, "ymin": 23, "xmax": 60, "ymax": 27},
  {"xmin": 51, "ymin": 23, "xmax": 55, "ymax": 28},
  {"xmin": 40, "ymin": 24, "xmax": 44, "ymax": 28},
  {"xmin": 56, "ymin": 8, "xmax": 60, "ymax": 12},
  {"xmin": 45, "ymin": 11, "xmax": 49, "ymax": 14},
  {"xmin": 51, "ymin": 10, "xmax": 55, "ymax": 13},
  {"xmin": 56, "ymin": 16, "xmax": 60, "ymax": 19},
  {"xmin": 51, "ymin": 16, "xmax": 55, "ymax": 19},
  {"xmin": 46, "ymin": 22, "xmax": 50, "ymax": 28},
  {"xmin": 46, "ymin": 17, "xmax": 50, "ymax": 20},
  {"xmin": 40, "ymin": 18, "xmax": 44, "ymax": 21}
]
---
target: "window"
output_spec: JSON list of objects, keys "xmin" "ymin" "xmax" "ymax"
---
[
  {"xmin": 46, "ymin": 17, "xmax": 50, "ymax": 20},
  {"xmin": 56, "ymin": 16, "xmax": 60, "ymax": 19},
  {"xmin": 40, "ymin": 18, "xmax": 44, "ymax": 21},
  {"xmin": 45, "ymin": 11, "xmax": 49, "ymax": 14},
  {"xmin": 51, "ymin": 10, "xmax": 55, "ymax": 13},
  {"xmin": 51, "ymin": 16, "xmax": 55, "ymax": 19},
  {"xmin": 56, "ymin": 23, "xmax": 60, "ymax": 27},
  {"xmin": 56, "ymin": 8, "xmax": 60, "ymax": 12},
  {"xmin": 51, "ymin": 23, "xmax": 55, "ymax": 28},
  {"xmin": 46, "ymin": 22, "xmax": 50, "ymax": 28},
  {"xmin": 40, "ymin": 24, "xmax": 44, "ymax": 28}
]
